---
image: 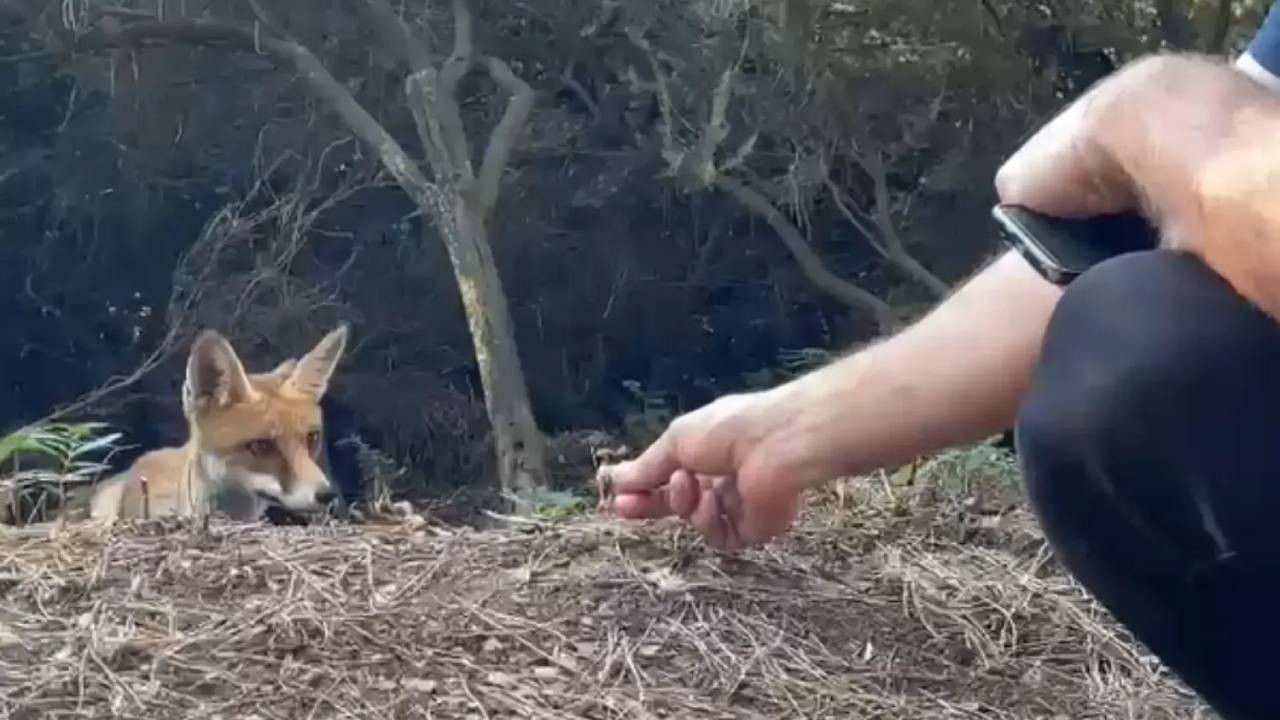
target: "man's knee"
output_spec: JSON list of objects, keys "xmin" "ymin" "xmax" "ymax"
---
[
  {"xmin": 1013, "ymin": 249, "xmax": 1263, "ymax": 497},
  {"xmin": 1011, "ymin": 250, "xmax": 1280, "ymax": 720}
]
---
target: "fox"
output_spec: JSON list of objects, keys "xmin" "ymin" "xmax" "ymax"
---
[{"xmin": 87, "ymin": 324, "xmax": 350, "ymax": 524}]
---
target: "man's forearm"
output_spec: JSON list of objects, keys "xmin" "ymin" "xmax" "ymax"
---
[
  {"xmin": 759, "ymin": 53, "xmax": 1280, "ymax": 489},
  {"xmin": 765, "ymin": 251, "xmax": 1061, "ymax": 486}
]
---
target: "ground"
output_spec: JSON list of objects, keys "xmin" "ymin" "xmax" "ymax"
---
[{"xmin": 0, "ymin": 446, "xmax": 1213, "ymax": 719}]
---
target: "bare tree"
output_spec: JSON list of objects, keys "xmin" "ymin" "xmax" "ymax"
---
[
  {"xmin": 69, "ymin": 0, "xmax": 551, "ymax": 511},
  {"xmin": 628, "ymin": 29, "xmax": 900, "ymax": 332}
]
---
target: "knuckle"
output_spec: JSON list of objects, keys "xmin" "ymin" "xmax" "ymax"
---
[{"xmin": 666, "ymin": 412, "xmax": 693, "ymax": 436}]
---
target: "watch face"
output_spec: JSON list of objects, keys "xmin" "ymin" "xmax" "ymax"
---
[
  {"xmin": 1007, "ymin": 239, "xmax": 1074, "ymax": 286},
  {"xmin": 992, "ymin": 204, "xmax": 1157, "ymax": 286}
]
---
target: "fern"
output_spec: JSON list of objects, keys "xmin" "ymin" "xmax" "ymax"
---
[
  {"xmin": 0, "ymin": 422, "xmax": 121, "ymax": 471},
  {"xmin": 1, "ymin": 421, "xmax": 123, "ymax": 525}
]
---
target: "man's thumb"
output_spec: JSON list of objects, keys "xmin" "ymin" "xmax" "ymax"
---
[{"xmin": 600, "ymin": 431, "xmax": 681, "ymax": 495}]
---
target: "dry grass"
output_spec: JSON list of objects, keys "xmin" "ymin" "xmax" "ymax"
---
[{"xmin": 0, "ymin": 447, "xmax": 1215, "ymax": 719}]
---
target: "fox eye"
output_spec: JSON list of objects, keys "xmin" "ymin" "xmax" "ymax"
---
[
  {"xmin": 305, "ymin": 431, "xmax": 321, "ymax": 455},
  {"xmin": 245, "ymin": 438, "xmax": 274, "ymax": 457}
]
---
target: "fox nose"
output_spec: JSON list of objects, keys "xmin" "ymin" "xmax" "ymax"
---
[{"xmin": 316, "ymin": 489, "xmax": 336, "ymax": 505}]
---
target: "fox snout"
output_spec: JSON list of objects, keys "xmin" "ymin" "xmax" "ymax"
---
[
  {"xmin": 241, "ymin": 469, "xmax": 336, "ymax": 512},
  {"xmin": 268, "ymin": 462, "xmax": 338, "ymax": 512},
  {"xmin": 223, "ymin": 450, "xmax": 339, "ymax": 514},
  {"xmin": 291, "ymin": 470, "xmax": 338, "ymax": 509}
]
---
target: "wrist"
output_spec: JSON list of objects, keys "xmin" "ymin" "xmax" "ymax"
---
[{"xmin": 754, "ymin": 355, "xmax": 872, "ymax": 491}]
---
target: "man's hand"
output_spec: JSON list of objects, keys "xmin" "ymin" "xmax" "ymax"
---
[
  {"xmin": 993, "ymin": 86, "xmax": 1137, "ymax": 219},
  {"xmin": 998, "ymin": 52, "xmax": 1280, "ymax": 314},
  {"xmin": 597, "ymin": 389, "xmax": 807, "ymax": 551},
  {"xmin": 597, "ymin": 248, "xmax": 1061, "ymax": 552}
]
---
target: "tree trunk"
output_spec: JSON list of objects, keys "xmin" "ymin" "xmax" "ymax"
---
[{"xmin": 446, "ymin": 197, "xmax": 549, "ymax": 509}]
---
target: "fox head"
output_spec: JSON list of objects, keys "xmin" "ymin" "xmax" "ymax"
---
[{"xmin": 181, "ymin": 324, "xmax": 349, "ymax": 515}]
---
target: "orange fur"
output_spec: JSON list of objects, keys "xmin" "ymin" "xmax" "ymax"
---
[{"xmin": 89, "ymin": 324, "xmax": 349, "ymax": 523}]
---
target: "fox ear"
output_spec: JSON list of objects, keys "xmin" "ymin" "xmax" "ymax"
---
[
  {"xmin": 184, "ymin": 330, "xmax": 259, "ymax": 413},
  {"xmin": 285, "ymin": 324, "xmax": 348, "ymax": 400},
  {"xmin": 260, "ymin": 358, "xmax": 298, "ymax": 385},
  {"xmin": 270, "ymin": 358, "xmax": 298, "ymax": 375}
]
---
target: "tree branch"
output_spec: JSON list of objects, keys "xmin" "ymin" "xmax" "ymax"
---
[
  {"xmin": 474, "ymin": 57, "xmax": 534, "ymax": 211},
  {"xmin": 824, "ymin": 174, "xmax": 888, "ymax": 256},
  {"xmin": 451, "ymin": 0, "xmax": 473, "ymax": 60},
  {"xmin": 404, "ymin": 70, "xmax": 454, "ymax": 181},
  {"xmin": 353, "ymin": 0, "xmax": 432, "ymax": 73},
  {"xmin": 246, "ymin": 0, "xmax": 289, "ymax": 38},
  {"xmin": 560, "ymin": 65, "xmax": 599, "ymax": 119},
  {"xmin": 979, "ymin": 0, "xmax": 1005, "ymax": 37},
  {"xmin": 717, "ymin": 175, "xmax": 897, "ymax": 330},
  {"xmin": 349, "ymin": 0, "xmax": 457, "ymax": 184},
  {"xmin": 627, "ymin": 28, "xmax": 680, "ymax": 172},
  {"xmin": 410, "ymin": 0, "xmax": 478, "ymax": 188},
  {"xmin": 85, "ymin": 19, "xmax": 446, "ymax": 215},
  {"xmin": 689, "ymin": 38, "xmax": 744, "ymax": 186},
  {"xmin": 851, "ymin": 152, "xmax": 950, "ymax": 298},
  {"xmin": 435, "ymin": 57, "xmax": 474, "ymax": 180}
]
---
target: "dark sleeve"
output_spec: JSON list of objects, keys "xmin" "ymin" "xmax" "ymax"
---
[{"xmin": 1246, "ymin": 1, "xmax": 1280, "ymax": 78}]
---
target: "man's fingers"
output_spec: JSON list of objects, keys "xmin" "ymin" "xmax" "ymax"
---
[
  {"xmin": 607, "ymin": 470, "xmax": 700, "ymax": 520},
  {"xmin": 713, "ymin": 475, "xmax": 743, "ymax": 521},
  {"xmin": 600, "ymin": 431, "xmax": 682, "ymax": 496},
  {"xmin": 688, "ymin": 486, "xmax": 727, "ymax": 549},
  {"xmin": 686, "ymin": 483, "xmax": 742, "ymax": 552},
  {"xmin": 710, "ymin": 476, "xmax": 744, "ymax": 551},
  {"xmin": 668, "ymin": 470, "xmax": 699, "ymax": 518},
  {"xmin": 608, "ymin": 490, "xmax": 672, "ymax": 519},
  {"xmin": 608, "ymin": 468, "xmax": 757, "ymax": 553}
]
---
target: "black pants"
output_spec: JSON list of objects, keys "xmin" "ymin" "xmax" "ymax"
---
[{"xmin": 1016, "ymin": 250, "xmax": 1280, "ymax": 719}]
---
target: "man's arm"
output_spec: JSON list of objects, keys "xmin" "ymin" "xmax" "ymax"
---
[
  {"xmin": 785, "ymin": 52, "xmax": 1280, "ymax": 486},
  {"xmin": 756, "ymin": 252, "xmax": 1060, "ymax": 489},
  {"xmin": 604, "ymin": 245, "xmax": 1063, "ymax": 548},
  {"xmin": 604, "ymin": 46, "xmax": 1280, "ymax": 548},
  {"xmin": 784, "ymin": 35, "xmax": 1280, "ymax": 484}
]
